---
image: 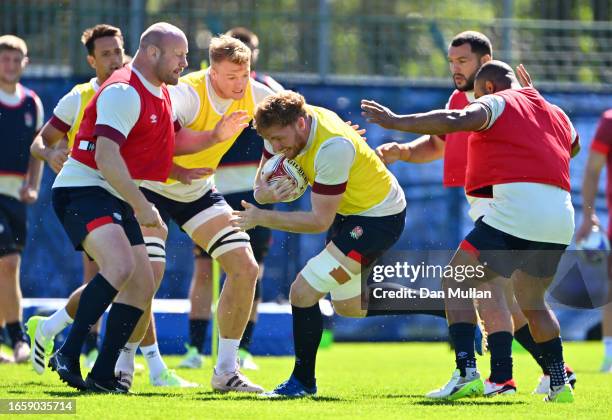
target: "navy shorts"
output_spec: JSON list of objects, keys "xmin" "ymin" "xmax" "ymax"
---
[
  {"xmin": 193, "ymin": 190, "xmax": 273, "ymax": 263},
  {"xmin": 327, "ymin": 208, "xmax": 406, "ymax": 268},
  {"xmin": 462, "ymin": 217, "xmax": 567, "ymax": 278},
  {"xmin": 0, "ymin": 194, "xmax": 26, "ymax": 256},
  {"xmin": 52, "ymin": 186, "xmax": 144, "ymax": 251},
  {"xmin": 141, "ymin": 187, "xmax": 227, "ymax": 231}
]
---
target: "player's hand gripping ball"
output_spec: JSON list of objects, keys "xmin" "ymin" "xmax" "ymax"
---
[{"xmin": 261, "ymin": 154, "xmax": 308, "ymax": 202}]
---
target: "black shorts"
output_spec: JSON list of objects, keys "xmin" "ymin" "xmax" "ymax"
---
[
  {"xmin": 327, "ymin": 208, "xmax": 406, "ymax": 268},
  {"xmin": 462, "ymin": 217, "xmax": 567, "ymax": 278},
  {"xmin": 193, "ymin": 190, "xmax": 273, "ymax": 262},
  {"xmin": 141, "ymin": 187, "xmax": 227, "ymax": 231},
  {"xmin": 52, "ymin": 186, "xmax": 144, "ymax": 251},
  {"xmin": 0, "ymin": 194, "xmax": 26, "ymax": 256}
]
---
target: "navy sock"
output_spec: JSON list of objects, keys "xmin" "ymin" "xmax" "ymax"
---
[
  {"xmin": 239, "ymin": 320, "xmax": 256, "ymax": 352},
  {"xmin": 449, "ymin": 322, "xmax": 476, "ymax": 376},
  {"xmin": 291, "ymin": 304, "xmax": 322, "ymax": 389},
  {"xmin": 60, "ymin": 274, "xmax": 118, "ymax": 358},
  {"xmin": 82, "ymin": 331, "xmax": 99, "ymax": 355},
  {"xmin": 189, "ymin": 319, "xmax": 209, "ymax": 354},
  {"xmin": 539, "ymin": 337, "xmax": 567, "ymax": 388},
  {"xmin": 90, "ymin": 303, "xmax": 143, "ymax": 380},
  {"xmin": 514, "ymin": 324, "xmax": 549, "ymax": 374},
  {"xmin": 6, "ymin": 321, "xmax": 26, "ymax": 346},
  {"xmin": 488, "ymin": 331, "xmax": 513, "ymax": 383}
]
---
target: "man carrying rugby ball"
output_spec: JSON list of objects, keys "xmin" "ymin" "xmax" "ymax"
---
[{"xmin": 233, "ymin": 90, "xmax": 407, "ymax": 398}]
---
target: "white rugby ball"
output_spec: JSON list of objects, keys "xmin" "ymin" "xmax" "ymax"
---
[
  {"xmin": 576, "ymin": 225, "xmax": 610, "ymax": 264},
  {"xmin": 261, "ymin": 154, "xmax": 308, "ymax": 203}
]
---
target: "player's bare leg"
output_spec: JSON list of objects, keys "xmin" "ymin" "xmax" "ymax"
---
[
  {"xmin": 239, "ymin": 283, "xmax": 261, "ymax": 370},
  {"xmin": 0, "ymin": 253, "xmax": 29, "ymax": 362},
  {"xmin": 183, "ymin": 252, "xmax": 263, "ymax": 371},
  {"xmin": 190, "ymin": 212, "xmax": 261, "ymax": 393}
]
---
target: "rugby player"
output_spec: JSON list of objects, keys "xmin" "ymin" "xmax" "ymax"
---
[
  {"xmin": 27, "ymin": 24, "xmax": 198, "ymax": 387},
  {"xmin": 362, "ymin": 60, "xmax": 578, "ymax": 403},
  {"xmin": 179, "ymin": 26, "xmax": 284, "ymax": 372},
  {"xmin": 0, "ymin": 34, "xmax": 44, "ymax": 364},
  {"xmin": 233, "ymin": 90, "xmax": 407, "ymax": 397},
  {"xmin": 370, "ymin": 31, "xmax": 575, "ymax": 395}
]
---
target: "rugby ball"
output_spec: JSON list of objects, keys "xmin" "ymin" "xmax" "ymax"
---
[
  {"xmin": 261, "ymin": 154, "xmax": 308, "ymax": 202},
  {"xmin": 576, "ymin": 225, "xmax": 610, "ymax": 264}
]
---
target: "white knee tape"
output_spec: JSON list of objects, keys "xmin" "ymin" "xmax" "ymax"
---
[
  {"xmin": 300, "ymin": 249, "xmax": 363, "ymax": 300},
  {"xmin": 206, "ymin": 226, "xmax": 251, "ymax": 259},
  {"xmin": 144, "ymin": 236, "xmax": 166, "ymax": 263}
]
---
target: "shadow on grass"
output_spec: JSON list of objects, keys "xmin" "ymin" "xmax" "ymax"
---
[
  {"xmin": 415, "ymin": 399, "xmax": 526, "ymax": 406},
  {"xmin": 45, "ymin": 390, "xmax": 191, "ymax": 398},
  {"xmin": 5, "ymin": 390, "xmax": 30, "ymax": 395},
  {"xmin": 372, "ymin": 394, "xmax": 431, "ymax": 399},
  {"xmin": 0, "ymin": 381, "xmax": 44, "ymax": 388},
  {"xmin": 43, "ymin": 391, "xmax": 90, "ymax": 398},
  {"xmin": 132, "ymin": 392, "xmax": 188, "ymax": 397},
  {"xmin": 191, "ymin": 393, "xmax": 344, "ymax": 402}
]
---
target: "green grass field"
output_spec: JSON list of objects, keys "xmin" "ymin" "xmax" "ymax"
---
[{"xmin": 0, "ymin": 341, "xmax": 609, "ymax": 419}]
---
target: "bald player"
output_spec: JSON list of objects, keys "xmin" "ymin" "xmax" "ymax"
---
[
  {"xmin": 47, "ymin": 23, "xmax": 193, "ymax": 393},
  {"xmin": 363, "ymin": 61, "xmax": 578, "ymax": 403}
]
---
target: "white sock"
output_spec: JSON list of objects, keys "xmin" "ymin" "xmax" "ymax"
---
[
  {"xmin": 604, "ymin": 336, "xmax": 612, "ymax": 358},
  {"xmin": 465, "ymin": 367, "xmax": 478, "ymax": 379},
  {"xmin": 140, "ymin": 342, "xmax": 167, "ymax": 379},
  {"xmin": 41, "ymin": 307, "xmax": 73, "ymax": 338},
  {"xmin": 215, "ymin": 337, "xmax": 240, "ymax": 374},
  {"xmin": 115, "ymin": 341, "xmax": 139, "ymax": 375}
]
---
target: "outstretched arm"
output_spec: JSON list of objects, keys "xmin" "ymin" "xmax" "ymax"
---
[
  {"xmin": 376, "ymin": 134, "xmax": 445, "ymax": 165},
  {"xmin": 361, "ymin": 100, "xmax": 489, "ymax": 135}
]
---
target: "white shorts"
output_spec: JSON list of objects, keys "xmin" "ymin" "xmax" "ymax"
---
[
  {"xmin": 466, "ymin": 194, "xmax": 492, "ymax": 222},
  {"xmin": 141, "ymin": 186, "xmax": 251, "ymax": 259},
  {"xmin": 482, "ymin": 183, "xmax": 575, "ymax": 245}
]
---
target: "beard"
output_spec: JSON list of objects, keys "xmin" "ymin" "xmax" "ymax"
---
[
  {"xmin": 158, "ymin": 67, "xmax": 177, "ymax": 85},
  {"xmin": 453, "ymin": 73, "xmax": 475, "ymax": 92}
]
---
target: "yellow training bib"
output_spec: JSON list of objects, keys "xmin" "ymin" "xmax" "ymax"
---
[
  {"xmin": 294, "ymin": 105, "xmax": 393, "ymax": 215},
  {"xmin": 66, "ymin": 81, "xmax": 96, "ymax": 150},
  {"xmin": 169, "ymin": 69, "xmax": 256, "ymax": 182}
]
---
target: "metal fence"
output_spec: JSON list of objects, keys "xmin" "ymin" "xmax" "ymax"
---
[{"xmin": 1, "ymin": 0, "xmax": 611, "ymax": 89}]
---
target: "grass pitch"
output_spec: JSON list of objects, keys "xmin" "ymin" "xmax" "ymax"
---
[{"xmin": 0, "ymin": 341, "xmax": 608, "ymax": 419}]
